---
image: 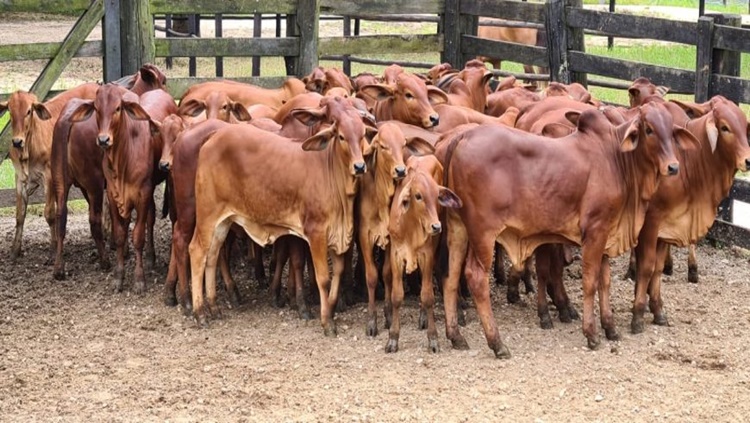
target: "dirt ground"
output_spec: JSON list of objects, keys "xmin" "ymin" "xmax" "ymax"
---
[{"xmin": 2, "ymin": 9, "xmax": 750, "ymax": 423}]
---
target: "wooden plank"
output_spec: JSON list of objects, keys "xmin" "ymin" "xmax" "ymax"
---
[
  {"xmin": 566, "ymin": 8, "xmax": 698, "ymax": 45},
  {"xmin": 711, "ymin": 74, "xmax": 750, "ymax": 106},
  {"xmin": 568, "ymin": 51, "xmax": 696, "ymax": 94},
  {"xmin": 461, "ymin": 35, "xmax": 548, "ymax": 68},
  {"xmin": 460, "ymin": 0, "xmax": 545, "ymax": 24},
  {"xmin": 0, "ymin": 0, "xmax": 91, "ymax": 13},
  {"xmin": 728, "ymin": 178, "xmax": 750, "ymax": 204},
  {"xmin": 460, "ymin": 14, "xmax": 479, "ymax": 66},
  {"xmin": 154, "ymin": 38, "xmax": 299, "ymax": 57},
  {"xmin": 441, "ymin": 0, "xmax": 461, "ymax": 67},
  {"xmin": 136, "ymin": 0, "xmax": 154, "ymax": 68},
  {"xmin": 695, "ymin": 16, "xmax": 714, "ymax": 103},
  {"xmin": 321, "ymin": 55, "xmax": 435, "ymax": 69},
  {"xmin": 320, "ymin": 0, "xmax": 443, "ymax": 15},
  {"xmin": 0, "ymin": 41, "xmax": 102, "ymax": 63},
  {"xmin": 566, "ymin": 0, "xmax": 587, "ymax": 86},
  {"xmin": 166, "ymin": 76, "xmax": 290, "ymax": 99},
  {"xmin": 714, "ymin": 24, "xmax": 750, "ymax": 52},
  {"xmin": 29, "ymin": 0, "xmax": 104, "ymax": 100},
  {"xmin": 0, "ymin": 187, "xmax": 85, "ymax": 209},
  {"xmin": 296, "ymin": 0, "xmax": 320, "ymax": 76},
  {"xmin": 149, "ymin": 0, "xmax": 297, "ymax": 15},
  {"xmin": 706, "ymin": 219, "xmax": 750, "ymax": 250},
  {"xmin": 103, "ymin": 0, "xmax": 122, "ymax": 82},
  {"xmin": 707, "ymin": 14, "xmax": 742, "ymax": 80},
  {"xmin": 546, "ymin": 0, "xmax": 569, "ymax": 83},
  {"xmin": 320, "ymin": 34, "xmax": 442, "ymax": 57}
]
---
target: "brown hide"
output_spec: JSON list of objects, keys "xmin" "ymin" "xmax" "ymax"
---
[
  {"xmin": 440, "ymin": 103, "xmax": 685, "ymax": 356},
  {"xmin": 486, "ymin": 87, "xmax": 540, "ymax": 117},
  {"xmin": 179, "ymin": 78, "xmax": 306, "ymax": 111}
]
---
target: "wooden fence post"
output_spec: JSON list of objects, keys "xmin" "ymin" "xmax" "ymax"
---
[
  {"xmin": 694, "ymin": 16, "xmax": 714, "ymax": 103},
  {"xmin": 442, "ymin": 0, "xmax": 476, "ymax": 68},
  {"xmin": 565, "ymin": 0, "xmax": 587, "ymax": 86},
  {"xmin": 120, "ymin": 0, "xmax": 154, "ymax": 76},
  {"xmin": 286, "ymin": 0, "xmax": 319, "ymax": 77},
  {"xmin": 546, "ymin": 0, "xmax": 570, "ymax": 84},
  {"xmin": 103, "ymin": 0, "xmax": 121, "ymax": 82},
  {"xmin": 705, "ymin": 13, "xmax": 741, "ymax": 98}
]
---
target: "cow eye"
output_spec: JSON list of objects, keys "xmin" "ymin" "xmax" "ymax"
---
[
  {"xmin": 339, "ymin": 134, "xmax": 345, "ymax": 141},
  {"xmin": 402, "ymin": 198, "xmax": 409, "ymax": 208},
  {"xmin": 405, "ymin": 93, "xmax": 414, "ymax": 100},
  {"xmin": 721, "ymin": 125, "xmax": 730, "ymax": 132},
  {"xmin": 26, "ymin": 109, "xmax": 32, "ymax": 116},
  {"xmin": 415, "ymin": 192, "xmax": 423, "ymax": 201},
  {"xmin": 645, "ymin": 127, "xmax": 653, "ymax": 135},
  {"xmin": 115, "ymin": 106, "xmax": 121, "ymax": 113},
  {"xmin": 222, "ymin": 104, "xmax": 228, "ymax": 110}
]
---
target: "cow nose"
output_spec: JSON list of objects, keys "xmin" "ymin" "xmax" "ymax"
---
[
  {"xmin": 430, "ymin": 222, "xmax": 442, "ymax": 235},
  {"xmin": 745, "ymin": 158, "xmax": 750, "ymax": 170},
  {"xmin": 97, "ymin": 135, "xmax": 110, "ymax": 147},
  {"xmin": 395, "ymin": 165, "xmax": 406, "ymax": 179},
  {"xmin": 158, "ymin": 161, "xmax": 170, "ymax": 172},
  {"xmin": 11, "ymin": 138, "xmax": 23, "ymax": 148},
  {"xmin": 429, "ymin": 114, "xmax": 440, "ymax": 127},
  {"xmin": 667, "ymin": 163, "xmax": 679, "ymax": 175},
  {"xmin": 353, "ymin": 162, "xmax": 366, "ymax": 175}
]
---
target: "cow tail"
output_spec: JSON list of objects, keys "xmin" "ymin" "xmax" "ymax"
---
[{"xmin": 161, "ymin": 178, "xmax": 171, "ymax": 219}]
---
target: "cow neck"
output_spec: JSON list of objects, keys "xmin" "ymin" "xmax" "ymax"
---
[
  {"xmin": 362, "ymin": 147, "xmax": 397, "ymax": 249},
  {"xmin": 317, "ymin": 140, "xmax": 358, "ymax": 255},
  {"xmin": 599, "ymin": 127, "xmax": 660, "ymax": 256},
  {"xmin": 105, "ymin": 113, "xmax": 152, "ymax": 219}
]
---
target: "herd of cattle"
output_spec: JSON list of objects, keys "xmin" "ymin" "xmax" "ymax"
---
[{"xmin": 1, "ymin": 60, "xmax": 749, "ymax": 358}]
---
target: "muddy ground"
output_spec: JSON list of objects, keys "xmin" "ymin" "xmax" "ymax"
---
[{"xmin": 3, "ymin": 9, "xmax": 750, "ymax": 423}]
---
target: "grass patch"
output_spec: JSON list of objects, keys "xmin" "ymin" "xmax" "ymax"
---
[{"xmin": 583, "ymin": 0, "xmax": 748, "ymax": 15}]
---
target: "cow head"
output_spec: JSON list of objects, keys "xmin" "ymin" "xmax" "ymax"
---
[
  {"xmin": 391, "ymin": 157, "xmax": 462, "ymax": 242},
  {"xmin": 0, "ymin": 91, "xmax": 52, "ymax": 150},
  {"xmin": 178, "ymin": 92, "xmax": 251, "ymax": 123},
  {"xmin": 303, "ymin": 67, "xmax": 328, "ymax": 93},
  {"xmin": 361, "ymin": 73, "xmax": 447, "ymax": 129},
  {"xmin": 295, "ymin": 96, "xmax": 375, "ymax": 177},
  {"xmin": 371, "ymin": 122, "xmax": 435, "ymax": 184},
  {"xmin": 130, "ymin": 63, "xmax": 167, "ymax": 95},
  {"xmin": 69, "ymin": 84, "xmax": 156, "ymax": 150},
  {"xmin": 628, "ymin": 77, "xmax": 669, "ymax": 108},
  {"xmin": 157, "ymin": 114, "xmax": 187, "ymax": 172},
  {"xmin": 701, "ymin": 96, "xmax": 750, "ymax": 172}
]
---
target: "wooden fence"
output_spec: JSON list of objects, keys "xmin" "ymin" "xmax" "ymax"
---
[{"xmin": 0, "ymin": 0, "xmax": 748, "ymax": 246}]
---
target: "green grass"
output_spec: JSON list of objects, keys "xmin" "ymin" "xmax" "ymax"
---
[{"xmin": 583, "ymin": 0, "xmax": 748, "ymax": 15}]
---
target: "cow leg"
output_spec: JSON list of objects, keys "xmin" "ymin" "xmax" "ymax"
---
[
  {"xmin": 384, "ymin": 251, "xmax": 404, "ymax": 354},
  {"xmin": 328, "ymin": 252, "xmax": 345, "ymax": 319},
  {"xmin": 464, "ymin": 238, "xmax": 511, "ymax": 359},
  {"xmin": 203, "ymin": 222, "xmax": 231, "ymax": 321},
  {"xmin": 631, "ymin": 221, "xmax": 658, "ymax": 335},
  {"xmin": 624, "ymin": 249, "xmax": 637, "ymax": 281},
  {"xmin": 598, "ymin": 257, "xmax": 619, "ymax": 341},
  {"xmin": 307, "ymin": 233, "xmax": 337, "ymax": 336},
  {"xmin": 11, "ymin": 177, "xmax": 28, "ymax": 261},
  {"xmin": 131, "ymin": 198, "xmax": 152, "ymax": 295},
  {"xmin": 506, "ymin": 267, "xmax": 522, "ymax": 304},
  {"xmin": 382, "ymin": 250, "xmax": 393, "ymax": 330},
  {"xmin": 89, "ymin": 187, "xmax": 110, "ymax": 272},
  {"xmin": 252, "ymin": 242, "xmax": 267, "ymax": 288},
  {"xmin": 493, "ymin": 243, "xmax": 506, "ymax": 286},
  {"xmin": 43, "ymin": 175, "xmax": 57, "ymax": 265},
  {"xmin": 290, "ymin": 238, "xmax": 311, "ymax": 320},
  {"xmin": 581, "ymin": 235, "xmax": 607, "ymax": 350},
  {"xmin": 549, "ymin": 244, "xmax": 578, "ymax": 322},
  {"xmin": 534, "ymin": 245, "xmax": 554, "ymax": 329},
  {"xmin": 270, "ymin": 239, "xmax": 290, "ymax": 308},
  {"xmin": 173, "ymin": 221, "xmax": 193, "ymax": 313},
  {"xmin": 443, "ymin": 213, "xmax": 470, "ymax": 350},
  {"xmin": 522, "ymin": 257, "xmax": 535, "ymax": 294},
  {"xmin": 359, "ymin": 229, "xmax": 380, "ymax": 337},
  {"xmin": 421, "ymin": 254, "xmax": 439, "ymax": 353},
  {"xmin": 144, "ymin": 197, "xmax": 157, "ymax": 271},
  {"xmin": 687, "ymin": 243, "xmax": 698, "ymax": 283},
  {"xmin": 662, "ymin": 244, "xmax": 674, "ymax": 276},
  {"xmin": 103, "ymin": 190, "xmax": 115, "ymax": 251},
  {"xmin": 111, "ymin": 210, "xmax": 128, "ymax": 293},
  {"xmin": 649, "ymin": 240, "xmax": 670, "ymax": 326},
  {"xmin": 165, "ymin": 239, "xmax": 179, "ymax": 306},
  {"xmin": 219, "ymin": 242, "xmax": 241, "ymax": 308},
  {"xmin": 337, "ymin": 246, "xmax": 355, "ymax": 312},
  {"xmin": 53, "ymin": 182, "xmax": 72, "ymax": 280}
]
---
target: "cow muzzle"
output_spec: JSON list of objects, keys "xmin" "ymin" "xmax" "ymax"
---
[
  {"xmin": 743, "ymin": 158, "xmax": 750, "ymax": 172},
  {"xmin": 158, "ymin": 161, "xmax": 171, "ymax": 172},
  {"xmin": 97, "ymin": 135, "xmax": 111, "ymax": 149},
  {"xmin": 430, "ymin": 222, "xmax": 442, "ymax": 235},
  {"xmin": 394, "ymin": 165, "xmax": 406, "ymax": 180},
  {"xmin": 428, "ymin": 114, "xmax": 440, "ymax": 127},
  {"xmin": 353, "ymin": 162, "xmax": 366, "ymax": 175},
  {"xmin": 11, "ymin": 138, "xmax": 23, "ymax": 149},
  {"xmin": 667, "ymin": 163, "xmax": 679, "ymax": 176}
]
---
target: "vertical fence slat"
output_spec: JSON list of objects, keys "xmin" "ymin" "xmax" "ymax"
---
[
  {"xmin": 253, "ymin": 13, "xmax": 262, "ymax": 76},
  {"xmin": 441, "ymin": 0, "xmax": 460, "ymax": 67},
  {"xmin": 296, "ymin": 0, "xmax": 319, "ymax": 77},
  {"xmin": 215, "ymin": 14, "xmax": 223, "ymax": 77},
  {"xmin": 695, "ymin": 16, "xmax": 714, "ymax": 103},
  {"xmin": 103, "ymin": 0, "xmax": 121, "ymax": 81},
  {"xmin": 120, "ymin": 0, "xmax": 153, "ymax": 75},
  {"xmin": 546, "ymin": 0, "xmax": 569, "ymax": 84},
  {"xmin": 565, "ymin": 0, "xmax": 587, "ymax": 86},
  {"xmin": 343, "ymin": 16, "xmax": 352, "ymax": 75}
]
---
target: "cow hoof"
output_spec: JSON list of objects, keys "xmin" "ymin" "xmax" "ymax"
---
[
  {"xmin": 605, "ymin": 327, "xmax": 620, "ymax": 341},
  {"xmin": 493, "ymin": 343, "xmax": 512, "ymax": 359},
  {"xmin": 586, "ymin": 336, "xmax": 601, "ymax": 350},
  {"xmin": 53, "ymin": 268, "xmax": 66, "ymax": 281},
  {"xmin": 631, "ymin": 317, "xmax": 645, "ymax": 334},
  {"xmin": 558, "ymin": 308, "xmax": 572, "ymax": 323},
  {"xmin": 457, "ymin": 309, "xmax": 467, "ymax": 327},
  {"xmin": 100, "ymin": 258, "xmax": 111, "ymax": 271},
  {"xmin": 164, "ymin": 295, "xmax": 177, "ymax": 307},
  {"xmin": 688, "ymin": 268, "xmax": 699, "ymax": 283},
  {"xmin": 195, "ymin": 315, "xmax": 209, "ymax": 328},
  {"xmin": 274, "ymin": 295, "xmax": 287, "ymax": 309},
  {"xmin": 506, "ymin": 291, "xmax": 521, "ymax": 304},
  {"xmin": 539, "ymin": 316, "xmax": 553, "ymax": 330},
  {"xmin": 418, "ymin": 310, "xmax": 427, "ymax": 331},
  {"xmin": 450, "ymin": 336, "xmax": 470, "ymax": 351},
  {"xmin": 653, "ymin": 314, "xmax": 670, "ymax": 326},
  {"xmin": 568, "ymin": 305, "xmax": 581, "ymax": 321},
  {"xmin": 298, "ymin": 308, "xmax": 313, "ymax": 321},
  {"xmin": 323, "ymin": 324, "xmax": 337, "ymax": 337},
  {"xmin": 366, "ymin": 320, "xmax": 378, "ymax": 337},
  {"xmin": 10, "ymin": 249, "xmax": 21, "ymax": 263},
  {"xmin": 523, "ymin": 281, "xmax": 535, "ymax": 295},
  {"xmin": 227, "ymin": 292, "xmax": 242, "ymax": 308},
  {"xmin": 623, "ymin": 267, "xmax": 636, "ymax": 281},
  {"xmin": 113, "ymin": 281, "xmax": 124, "ymax": 293},
  {"xmin": 384, "ymin": 339, "xmax": 399, "ymax": 353},
  {"xmin": 133, "ymin": 281, "xmax": 146, "ymax": 295},
  {"xmin": 662, "ymin": 262, "xmax": 673, "ymax": 276},
  {"xmin": 427, "ymin": 339, "xmax": 440, "ymax": 354}
]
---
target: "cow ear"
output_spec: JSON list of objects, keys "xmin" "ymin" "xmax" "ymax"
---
[
  {"xmin": 498, "ymin": 107, "xmax": 519, "ymax": 127},
  {"xmin": 673, "ymin": 125, "xmax": 701, "ymax": 151},
  {"xmin": 229, "ymin": 101, "xmax": 252, "ymax": 122},
  {"xmin": 365, "ymin": 126, "xmax": 378, "ymax": 144},
  {"xmin": 292, "ymin": 107, "xmax": 327, "ymax": 127},
  {"xmin": 618, "ymin": 117, "xmax": 640, "ymax": 152},
  {"xmin": 139, "ymin": 65, "xmax": 159, "ymax": 87},
  {"xmin": 33, "ymin": 103, "xmax": 52, "ymax": 120},
  {"xmin": 122, "ymin": 101, "xmax": 151, "ymax": 121},
  {"xmin": 427, "ymin": 86, "xmax": 449, "ymax": 106},
  {"xmin": 541, "ymin": 122, "xmax": 575, "ymax": 138},
  {"xmin": 301, "ymin": 126, "xmax": 336, "ymax": 151},
  {"xmin": 627, "ymin": 88, "xmax": 640, "ymax": 106},
  {"xmin": 178, "ymin": 99, "xmax": 206, "ymax": 117},
  {"xmin": 438, "ymin": 186, "xmax": 463, "ymax": 209},
  {"xmin": 495, "ymin": 75, "xmax": 516, "ymax": 92},
  {"xmin": 656, "ymin": 85, "xmax": 670, "ymax": 97},
  {"xmin": 405, "ymin": 136, "xmax": 435, "ymax": 156},
  {"xmin": 481, "ymin": 71, "xmax": 494, "ymax": 88},
  {"xmin": 670, "ymin": 99, "xmax": 710, "ymax": 119},
  {"xmin": 360, "ymin": 84, "xmax": 394, "ymax": 102},
  {"xmin": 704, "ymin": 117, "xmax": 719, "ymax": 152},
  {"xmin": 69, "ymin": 100, "xmax": 95, "ymax": 123},
  {"xmin": 149, "ymin": 119, "xmax": 162, "ymax": 137},
  {"xmin": 564, "ymin": 110, "xmax": 582, "ymax": 126}
]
